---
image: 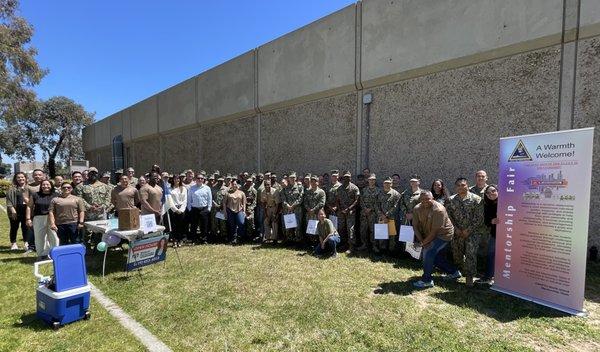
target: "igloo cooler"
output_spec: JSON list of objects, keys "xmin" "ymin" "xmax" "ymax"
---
[{"xmin": 34, "ymin": 244, "xmax": 91, "ymax": 330}]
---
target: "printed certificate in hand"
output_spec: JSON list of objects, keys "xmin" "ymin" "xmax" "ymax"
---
[
  {"xmin": 405, "ymin": 242, "xmax": 422, "ymax": 260},
  {"xmin": 306, "ymin": 220, "xmax": 318, "ymax": 235},
  {"xmin": 328, "ymin": 215, "xmax": 338, "ymax": 229},
  {"xmin": 398, "ymin": 225, "xmax": 415, "ymax": 243},
  {"xmin": 283, "ymin": 214, "xmax": 298, "ymax": 229},
  {"xmin": 140, "ymin": 214, "xmax": 157, "ymax": 234},
  {"xmin": 374, "ymin": 223, "xmax": 389, "ymax": 240},
  {"xmin": 215, "ymin": 211, "xmax": 226, "ymax": 220}
]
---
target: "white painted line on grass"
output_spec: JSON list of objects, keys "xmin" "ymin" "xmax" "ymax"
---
[{"xmin": 89, "ymin": 282, "xmax": 172, "ymax": 352}]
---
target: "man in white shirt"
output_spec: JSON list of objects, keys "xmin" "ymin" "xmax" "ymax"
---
[{"xmin": 186, "ymin": 173, "xmax": 212, "ymax": 244}]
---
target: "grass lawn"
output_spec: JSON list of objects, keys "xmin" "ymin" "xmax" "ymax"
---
[{"xmin": 1, "ymin": 201, "xmax": 600, "ymax": 351}]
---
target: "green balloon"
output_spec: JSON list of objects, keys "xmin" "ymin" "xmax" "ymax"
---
[{"xmin": 97, "ymin": 242, "xmax": 107, "ymax": 252}]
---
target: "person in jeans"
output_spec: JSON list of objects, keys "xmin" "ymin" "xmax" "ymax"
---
[
  {"xmin": 480, "ymin": 184, "xmax": 498, "ymax": 285},
  {"xmin": 26, "ymin": 179, "xmax": 59, "ymax": 260},
  {"xmin": 314, "ymin": 208, "xmax": 340, "ymax": 257},
  {"xmin": 5, "ymin": 172, "xmax": 33, "ymax": 251},
  {"xmin": 412, "ymin": 191, "xmax": 460, "ymax": 288},
  {"xmin": 187, "ymin": 173, "xmax": 212, "ymax": 244},
  {"xmin": 48, "ymin": 182, "xmax": 85, "ymax": 245},
  {"xmin": 223, "ymin": 181, "xmax": 246, "ymax": 245}
]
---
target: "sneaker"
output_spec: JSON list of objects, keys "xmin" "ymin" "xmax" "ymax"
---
[
  {"xmin": 23, "ymin": 249, "xmax": 34, "ymax": 256},
  {"xmin": 23, "ymin": 242, "xmax": 29, "ymax": 250},
  {"xmin": 413, "ymin": 280, "xmax": 434, "ymax": 289},
  {"xmin": 331, "ymin": 252, "xmax": 338, "ymax": 258},
  {"xmin": 443, "ymin": 270, "xmax": 462, "ymax": 281},
  {"xmin": 10, "ymin": 243, "xmax": 19, "ymax": 251}
]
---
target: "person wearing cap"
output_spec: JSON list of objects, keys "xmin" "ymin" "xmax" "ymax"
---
[
  {"xmin": 80, "ymin": 167, "xmax": 114, "ymax": 222},
  {"xmin": 303, "ymin": 174, "xmax": 326, "ymax": 240},
  {"xmin": 210, "ymin": 175, "xmax": 228, "ymax": 241},
  {"xmin": 325, "ymin": 170, "xmax": 341, "ymax": 216},
  {"xmin": 115, "ymin": 168, "xmax": 124, "ymax": 182},
  {"xmin": 279, "ymin": 172, "xmax": 303, "ymax": 244},
  {"xmin": 260, "ymin": 179, "xmax": 280, "ymax": 243},
  {"xmin": 241, "ymin": 176, "xmax": 258, "ymax": 241},
  {"xmin": 139, "ymin": 171, "xmax": 164, "ymax": 224},
  {"xmin": 377, "ymin": 177, "xmax": 401, "ymax": 254},
  {"xmin": 270, "ymin": 174, "xmax": 281, "ymax": 191},
  {"xmin": 412, "ymin": 191, "xmax": 460, "ymax": 288},
  {"xmin": 400, "ymin": 174, "xmax": 425, "ymax": 226},
  {"xmin": 255, "ymin": 172, "xmax": 267, "ymax": 239},
  {"xmin": 186, "ymin": 173, "xmax": 212, "ymax": 244},
  {"xmin": 126, "ymin": 167, "xmax": 138, "ymax": 187},
  {"xmin": 336, "ymin": 171, "xmax": 360, "ymax": 253},
  {"xmin": 100, "ymin": 171, "xmax": 114, "ymax": 191},
  {"xmin": 469, "ymin": 170, "xmax": 492, "ymax": 263},
  {"xmin": 359, "ymin": 173, "xmax": 380, "ymax": 251},
  {"xmin": 81, "ymin": 169, "xmax": 89, "ymax": 185}
]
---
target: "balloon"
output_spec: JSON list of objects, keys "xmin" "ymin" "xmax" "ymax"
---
[
  {"xmin": 96, "ymin": 242, "xmax": 107, "ymax": 252},
  {"xmin": 106, "ymin": 234, "xmax": 121, "ymax": 246}
]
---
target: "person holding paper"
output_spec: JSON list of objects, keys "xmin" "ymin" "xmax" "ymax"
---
[
  {"xmin": 399, "ymin": 174, "xmax": 424, "ymax": 225},
  {"xmin": 377, "ymin": 177, "xmax": 401, "ymax": 254},
  {"xmin": 314, "ymin": 209, "xmax": 340, "ymax": 257},
  {"xmin": 279, "ymin": 172, "xmax": 303, "ymax": 244},
  {"xmin": 303, "ymin": 175, "xmax": 326, "ymax": 223},
  {"xmin": 336, "ymin": 171, "xmax": 360, "ymax": 253},
  {"xmin": 412, "ymin": 191, "xmax": 460, "ymax": 288},
  {"xmin": 446, "ymin": 178, "xmax": 484, "ymax": 287},
  {"xmin": 359, "ymin": 174, "xmax": 380, "ymax": 252},
  {"xmin": 261, "ymin": 180, "xmax": 281, "ymax": 243},
  {"xmin": 325, "ymin": 170, "xmax": 341, "ymax": 216},
  {"xmin": 211, "ymin": 175, "xmax": 228, "ymax": 242}
]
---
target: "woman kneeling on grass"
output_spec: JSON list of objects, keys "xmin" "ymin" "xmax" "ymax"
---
[
  {"xmin": 48, "ymin": 182, "xmax": 85, "ymax": 246},
  {"xmin": 314, "ymin": 208, "xmax": 340, "ymax": 258}
]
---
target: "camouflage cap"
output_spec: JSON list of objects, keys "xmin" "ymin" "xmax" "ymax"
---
[
  {"xmin": 270, "ymin": 173, "xmax": 277, "ymax": 178},
  {"xmin": 102, "ymin": 171, "xmax": 111, "ymax": 178},
  {"xmin": 217, "ymin": 175, "xmax": 224, "ymax": 181},
  {"xmin": 289, "ymin": 172, "xmax": 297, "ymax": 178},
  {"xmin": 115, "ymin": 169, "xmax": 124, "ymax": 174},
  {"xmin": 409, "ymin": 174, "xmax": 421, "ymax": 182},
  {"xmin": 368, "ymin": 173, "xmax": 376, "ymax": 180},
  {"xmin": 330, "ymin": 169, "xmax": 339, "ymax": 176},
  {"xmin": 342, "ymin": 171, "xmax": 351, "ymax": 178},
  {"xmin": 304, "ymin": 173, "xmax": 311, "ymax": 179},
  {"xmin": 225, "ymin": 173, "xmax": 233, "ymax": 179},
  {"xmin": 383, "ymin": 177, "xmax": 393, "ymax": 184},
  {"xmin": 310, "ymin": 174, "xmax": 318, "ymax": 181},
  {"xmin": 127, "ymin": 167, "xmax": 135, "ymax": 172},
  {"xmin": 208, "ymin": 174, "xmax": 215, "ymax": 180},
  {"xmin": 88, "ymin": 167, "xmax": 98, "ymax": 173}
]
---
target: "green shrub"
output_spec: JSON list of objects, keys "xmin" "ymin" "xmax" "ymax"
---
[{"xmin": 0, "ymin": 179, "xmax": 10, "ymax": 198}]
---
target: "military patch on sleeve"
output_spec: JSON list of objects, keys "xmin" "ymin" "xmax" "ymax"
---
[{"xmin": 509, "ymin": 139, "xmax": 533, "ymax": 162}]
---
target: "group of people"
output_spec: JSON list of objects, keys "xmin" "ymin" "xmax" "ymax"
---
[{"xmin": 5, "ymin": 165, "xmax": 499, "ymax": 288}]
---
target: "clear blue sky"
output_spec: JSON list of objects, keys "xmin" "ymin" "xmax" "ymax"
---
[{"xmin": 8, "ymin": 0, "xmax": 355, "ymax": 165}]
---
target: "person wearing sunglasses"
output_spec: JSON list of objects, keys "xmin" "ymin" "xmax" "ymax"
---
[{"xmin": 48, "ymin": 182, "xmax": 86, "ymax": 245}]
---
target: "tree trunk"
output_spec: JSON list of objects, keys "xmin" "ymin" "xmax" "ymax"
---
[{"xmin": 48, "ymin": 156, "xmax": 56, "ymax": 179}]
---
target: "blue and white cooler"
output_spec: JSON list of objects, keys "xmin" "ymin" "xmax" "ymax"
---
[{"xmin": 34, "ymin": 244, "xmax": 91, "ymax": 330}]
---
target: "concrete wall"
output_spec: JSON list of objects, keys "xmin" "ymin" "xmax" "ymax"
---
[
  {"xmin": 130, "ymin": 96, "xmax": 158, "ymax": 141},
  {"xmin": 261, "ymin": 92, "xmax": 357, "ymax": 175},
  {"xmin": 257, "ymin": 4, "xmax": 356, "ymax": 110},
  {"xmin": 158, "ymin": 77, "xmax": 196, "ymax": 133},
  {"xmin": 574, "ymin": 36, "xmax": 600, "ymax": 248},
  {"xmin": 360, "ymin": 0, "xmax": 563, "ymax": 87},
  {"xmin": 161, "ymin": 128, "xmax": 202, "ymax": 172},
  {"xmin": 197, "ymin": 51, "xmax": 255, "ymax": 122},
  {"xmin": 200, "ymin": 116, "xmax": 258, "ymax": 173},
  {"xmin": 368, "ymin": 44, "xmax": 561, "ymax": 187}
]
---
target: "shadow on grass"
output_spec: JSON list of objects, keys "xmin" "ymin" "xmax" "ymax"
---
[
  {"xmin": 12, "ymin": 312, "xmax": 50, "ymax": 332},
  {"xmin": 0, "ymin": 256, "xmax": 38, "ymax": 265},
  {"xmin": 374, "ymin": 278, "xmax": 422, "ymax": 296}
]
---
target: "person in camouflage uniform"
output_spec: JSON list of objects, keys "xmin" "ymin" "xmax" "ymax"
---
[
  {"xmin": 377, "ymin": 177, "xmax": 401, "ymax": 253},
  {"xmin": 336, "ymin": 171, "xmax": 360, "ymax": 252},
  {"xmin": 261, "ymin": 179, "xmax": 280, "ymax": 242},
  {"xmin": 303, "ymin": 175, "xmax": 325, "ymax": 245},
  {"xmin": 211, "ymin": 175, "xmax": 228, "ymax": 242},
  {"xmin": 255, "ymin": 172, "xmax": 269, "ymax": 240},
  {"xmin": 325, "ymin": 170, "xmax": 341, "ymax": 216},
  {"xmin": 79, "ymin": 167, "xmax": 113, "ymax": 247},
  {"xmin": 400, "ymin": 174, "xmax": 425, "ymax": 225},
  {"xmin": 280, "ymin": 172, "xmax": 303, "ymax": 243},
  {"xmin": 446, "ymin": 177, "xmax": 484, "ymax": 286},
  {"xmin": 358, "ymin": 173, "xmax": 380, "ymax": 251},
  {"xmin": 470, "ymin": 170, "xmax": 492, "ymax": 257},
  {"xmin": 241, "ymin": 177, "xmax": 258, "ymax": 240}
]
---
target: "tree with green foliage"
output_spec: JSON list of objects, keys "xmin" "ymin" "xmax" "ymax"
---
[
  {"xmin": 22, "ymin": 96, "xmax": 94, "ymax": 178},
  {"xmin": 0, "ymin": 0, "xmax": 47, "ymax": 164}
]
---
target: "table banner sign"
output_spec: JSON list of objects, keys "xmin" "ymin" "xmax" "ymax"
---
[
  {"xmin": 493, "ymin": 127, "xmax": 594, "ymax": 316},
  {"xmin": 126, "ymin": 234, "xmax": 169, "ymax": 271}
]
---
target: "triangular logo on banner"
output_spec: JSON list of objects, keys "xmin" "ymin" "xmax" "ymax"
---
[{"xmin": 508, "ymin": 139, "xmax": 533, "ymax": 162}]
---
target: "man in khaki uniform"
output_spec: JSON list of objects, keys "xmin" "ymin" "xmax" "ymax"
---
[{"xmin": 359, "ymin": 174, "xmax": 380, "ymax": 251}]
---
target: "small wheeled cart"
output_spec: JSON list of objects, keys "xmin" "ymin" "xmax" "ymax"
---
[{"xmin": 34, "ymin": 244, "xmax": 91, "ymax": 330}]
